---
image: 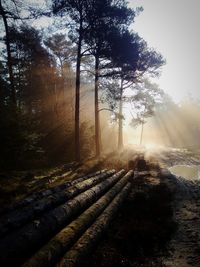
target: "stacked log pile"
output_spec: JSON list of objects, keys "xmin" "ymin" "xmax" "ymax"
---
[
  {"xmin": 0, "ymin": 164, "xmax": 96, "ymax": 216},
  {"xmin": 0, "ymin": 163, "xmax": 81, "ymax": 216},
  {"xmin": 0, "ymin": 168, "xmax": 134, "ymax": 267},
  {"xmin": 0, "ymin": 169, "xmax": 114, "ymax": 237}
]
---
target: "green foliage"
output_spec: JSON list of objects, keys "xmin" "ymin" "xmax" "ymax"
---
[
  {"xmin": 129, "ymin": 79, "xmax": 164, "ymax": 127},
  {"xmin": 0, "ymin": 105, "xmax": 44, "ymax": 170},
  {"xmin": 44, "ymin": 33, "xmax": 76, "ymax": 74},
  {"xmin": 0, "ymin": 0, "xmax": 167, "ymax": 168}
]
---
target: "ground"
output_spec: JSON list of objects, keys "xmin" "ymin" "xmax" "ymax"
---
[
  {"xmin": 0, "ymin": 147, "xmax": 200, "ymax": 267},
  {"xmin": 162, "ymin": 172, "xmax": 200, "ymax": 267}
]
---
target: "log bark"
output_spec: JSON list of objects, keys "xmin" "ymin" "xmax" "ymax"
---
[
  {"xmin": 0, "ymin": 170, "xmax": 108, "ymax": 216},
  {"xmin": 56, "ymin": 182, "xmax": 132, "ymax": 267},
  {"xmin": 22, "ymin": 171, "xmax": 133, "ymax": 267},
  {"xmin": 0, "ymin": 170, "xmax": 125, "ymax": 267},
  {"xmin": 0, "ymin": 170, "xmax": 115, "ymax": 237}
]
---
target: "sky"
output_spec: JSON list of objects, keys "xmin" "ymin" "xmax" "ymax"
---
[
  {"xmin": 1, "ymin": 0, "xmax": 199, "ymax": 103},
  {"xmin": 129, "ymin": 0, "xmax": 200, "ymax": 103},
  {"xmin": 31, "ymin": 0, "xmax": 200, "ymax": 103}
]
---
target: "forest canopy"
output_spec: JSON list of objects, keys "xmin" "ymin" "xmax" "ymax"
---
[{"xmin": 1, "ymin": 0, "xmax": 198, "ymax": 170}]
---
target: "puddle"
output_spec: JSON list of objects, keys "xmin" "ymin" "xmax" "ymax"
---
[{"xmin": 169, "ymin": 165, "xmax": 200, "ymax": 180}]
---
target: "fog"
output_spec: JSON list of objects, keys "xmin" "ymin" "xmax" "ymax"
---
[{"xmin": 123, "ymin": 97, "xmax": 200, "ymax": 149}]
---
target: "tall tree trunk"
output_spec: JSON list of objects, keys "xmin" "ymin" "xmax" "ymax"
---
[
  {"xmin": 75, "ymin": 15, "xmax": 83, "ymax": 162},
  {"xmin": 53, "ymin": 81, "xmax": 59, "ymax": 116},
  {"xmin": 139, "ymin": 120, "xmax": 144, "ymax": 145},
  {"xmin": 118, "ymin": 78, "xmax": 123, "ymax": 150},
  {"xmin": 0, "ymin": 0, "xmax": 16, "ymax": 105},
  {"xmin": 94, "ymin": 54, "xmax": 100, "ymax": 157},
  {"xmin": 59, "ymin": 57, "xmax": 66, "ymax": 114}
]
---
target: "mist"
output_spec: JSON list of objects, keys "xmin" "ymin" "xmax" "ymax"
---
[{"xmin": 123, "ymin": 96, "xmax": 200, "ymax": 149}]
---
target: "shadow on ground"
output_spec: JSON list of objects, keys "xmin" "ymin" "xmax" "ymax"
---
[{"xmin": 83, "ymin": 175, "xmax": 177, "ymax": 267}]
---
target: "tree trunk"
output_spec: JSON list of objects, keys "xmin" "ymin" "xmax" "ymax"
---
[
  {"xmin": 0, "ymin": 170, "xmax": 115, "ymax": 237},
  {"xmin": 139, "ymin": 121, "xmax": 144, "ymax": 145},
  {"xmin": 59, "ymin": 58, "xmax": 66, "ymax": 114},
  {"xmin": 75, "ymin": 15, "xmax": 83, "ymax": 162},
  {"xmin": 0, "ymin": 0, "xmax": 16, "ymax": 105},
  {"xmin": 0, "ymin": 170, "xmax": 125, "ymax": 267},
  {"xmin": 0, "ymin": 169, "xmax": 108, "ymax": 216},
  {"xmin": 57, "ymin": 180, "xmax": 132, "ymax": 267},
  {"xmin": 118, "ymin": 78, "xmax": 123, "ymax": 150},
  {"xmin": 21, "ymin": 170, "xmax": 131, "ymax": 267},
  {"xmin": 94, "ymin": 55, "xmax": 100, "ymax": 157}
]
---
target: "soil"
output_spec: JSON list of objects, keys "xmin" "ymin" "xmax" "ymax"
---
[
  {"xmin": 83, "ymin": 171, "xmax": 176, "ymax": 267},
  {"xmin": 82, "ymin": 148, "xmax": 200, "ymax": 267},
  {"xmin": 0, "ymin": 147, "xmax": 200, "ymax": 266},
  {"xmin": 147, "ymin": 148, "xmax": 200, "ymax": 266},
  {"xmin": 162, "ymin": 174, "xmax": 200, "ymax": 267}
]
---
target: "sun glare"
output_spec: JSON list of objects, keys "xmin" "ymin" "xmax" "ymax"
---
[{"xmin": 145, "ymin": 143, "xmax": 159, "ymax": 150}]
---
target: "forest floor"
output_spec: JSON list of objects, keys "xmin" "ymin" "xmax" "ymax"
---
[
  {"xmin": 153, "ymin": 148, "xmax": 200, "ymax": 267},
  {"xmin": 94, "ymin": 147, "xmax": 200, "ymax": 267},
  {"xmin": 0, "ymin": 147, "xmax": 200, "ymax": 266},
  {"xmin": 99, "ymin": 147, "xmax": 200, "ymax": 267},
  {"xmin": 78, "ymin": 147, "xmax": 200, "ymax": 267}
]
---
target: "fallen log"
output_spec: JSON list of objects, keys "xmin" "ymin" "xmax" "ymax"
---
[
  {"xmin": 0, "ymin": 170, "xmax": 115, "ymax": 237},
  {"xmin": 0, "ymin": 170, "xmax": 125, "ymax": 267},
  {"xmin": 22, "ymin": 170, "xmax": 133, "ymax": 267},
  {"xmin": 0, "ymin": 169, "xmax": 108, "ymax": 217},
  {"xmin": 26, "ymin": 162, "xmax": 80, "ymax": 189},
  {"xmin": 56, "ymin": 182, "xmax": 132, "ymax": 267},
  {"xmin": 0, "ymin": 169, "xmax": 73, "ymax": 216}
]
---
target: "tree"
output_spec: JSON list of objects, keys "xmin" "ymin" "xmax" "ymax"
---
[
  {"xmin": 82, "ymin": 1, "xmax": 135, "ymax": 157},
  {"xmin": 0, "ymin": 61, "xmax": 8, "ymax": 107},
  {"xmin": 0, "ymin": 0, "xmax": 49, "ymax": 106},
  {"xmin": 5, "ymin": 25, "xmax": 56, "ymax": 117},
  {"xmin": 53, "ymin": 0, "xmax": 138, "ymax": 160},
  {"xmin": 44, "ymin": 33, "xmax": 75, "ymax": 77},
  {"xmin": 103, "ymin": 30, "xmax": 165, "ymax": 149},
  {"xmin": 44, "ymin": 33, "xmax": 75, "ymax": 117},
  {"xmin": 0, "ymin": 0, "xmax": 16, "ymax": 104},
  {"xmin": 0, "ymin": 23, "xmax": 80, "ymax": 169},
  {"xmin": 53, "ymin": 0, "xmax": 91, "ymax": 161},
  {"xmin": 129, "ymin": 79, "xmax": 164, "ymax": 145}
]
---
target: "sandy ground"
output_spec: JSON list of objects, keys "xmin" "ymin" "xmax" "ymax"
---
[
  {"xmin": 145, "ymin": 147, "xmax": 200, "ymax": 267},
  {"xmin": 161, "ymin": 172, "xmax": 200, "ymax": 267},
  {"xmin": 144, "ymin": 147, "xmax": 200, "ymax": 167},
  {"xmin": 82, "ymin": 147, "xmax": 200, "ymax": 267},
  {"xmin": 116, "ymin": 147, "xmax": 200, "ymax": 267}
]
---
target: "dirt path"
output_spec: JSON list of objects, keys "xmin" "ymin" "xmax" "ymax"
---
[
  {"xmin": 163, "ymin": 174, "xmax": 200, "ymax": 267},
  {"xmin": 1, "ymin": 147, "xmax": 200, "ymax": 266},
  {"xmin": 145, "ymin": 147, "xmax": 200, "ymax": 167}
]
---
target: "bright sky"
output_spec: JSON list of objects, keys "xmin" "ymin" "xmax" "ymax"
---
[
  {"xmin": 129, "ymin": 0, "xmax": 200, "ymax": 103},
  {"xmin": 31, "ymin": 0, "xmax": 200, "ymax": 103}
]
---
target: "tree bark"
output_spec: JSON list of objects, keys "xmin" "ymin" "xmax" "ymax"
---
[
  {"xmin": 140, "ymin": 121, "xmax": 144, "ymax": 145},
  {"xmin": 75, "ymin": 13, "xmax": 83, "ymax": 162},
  {"xmin": 0, "ymin": 170, "xmax": 115, "ymax": 237},
  {"xmin": 94, "ymin": 54, "xmax": 100, "ymax": 157},
  {"xmin": 56, "ymin": 181, "xmax": 132, "ymax": 267},
  {"xmin": 118, "ymin": 78, "xmax": 123, "ymax": 150},
  {"xmin": 0, "ymin": 170, "xmax": 125, "ymax": 267},
  {"xmin": 0, "ymin": 0, "xmax": 16, "ymax": 105},
  {"xmin": 21, "ymin": 170, "xmax": 132, "ymax": 267},
  {"xmin": 0, "ymin": 169, "xmax": 108, "ymax": 216}
]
